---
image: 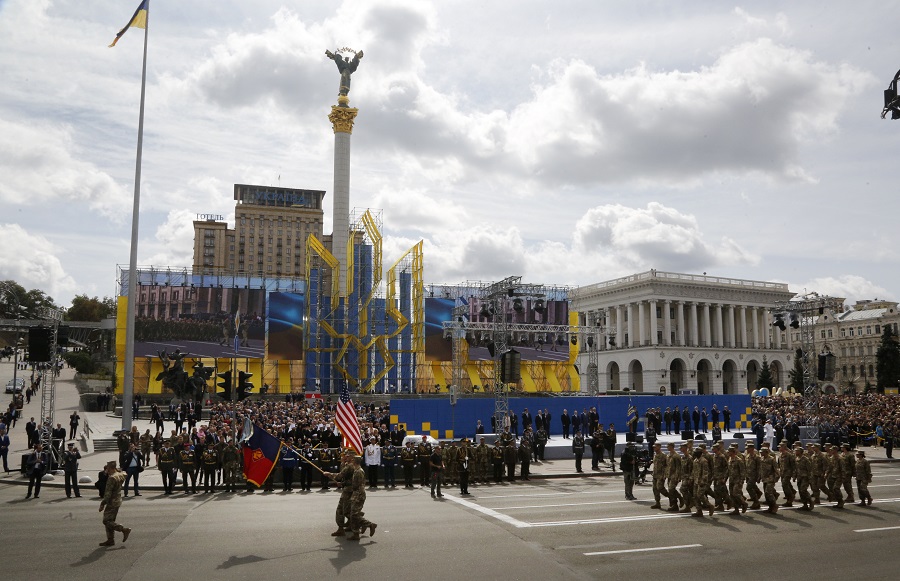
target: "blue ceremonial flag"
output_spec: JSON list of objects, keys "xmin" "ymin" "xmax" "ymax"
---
[
  {"xmin": 627, "ymin": 404, "xmax": 637, "ymax": 424},
  {"xmin": 242, "ymin": 427, "xmax": 283, "ymax": 486}
]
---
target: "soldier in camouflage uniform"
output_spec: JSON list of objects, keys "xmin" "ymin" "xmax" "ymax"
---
[
  {"xmin": 807, "ymin": 442, "xmax": 826, "ymax": 504},
  {"xmin": 492, "ymin": 442, "xmax": 505, "ymax": 483},
  {"xmin": 854, "ymin": 450, "xmax": 873, "ymax": 507},
  {"xmin": 445, "ymin": 440, "xmax": 458, "ymax": 486},
  {"xmin": 346, "ymin": 455, "xmax": 376, "ymax": 541},
  {"xmin": 759, "ymin": 444, "xmax": 780, "ymax": 514},
  {"xmin": 475, "ymin": 437, "xmax": 490, "ymax": 483},
  {"xmin": 139, "ymin": 430, "xmax": 153, "ymax": 467},
  {"xmin": 795, "ymin": 445, "xmax": 814, "ymax": 511},
  {"xmin": 691, "ymin": 448, "xmax": 714, "ymax": 517},
  {"xmin": 726, "ymin": 445, "xmax": 747, "ymax": 514},
  {"xmin": 650, "ymin": 442, "xmax": 668, "ymax": 509},
  {"xmin": 744, "ymin": 442, "xmax": 762, "ymax": 510},
  {"xmin": 221, "ymin": 440, "xmax": 241, "ymax": 492},
  {"xmin": 325, "ymin": 451, "xmax": 356, "ymax": 537},
  {"xmin": 201, "ymin": 443, "xmax": 218, "ymax": 493},
  {"xmin": 665, "ymin": 442, "xmax": 682, "ymax": 511},
  {"xmin": 777, "ymin": 440, "xmax": 796, "ymax": 507},
  {"xmin": 840, "ymin": 443, "xmax": 856, "ymax": 503},
  {"xmin": 711, "ymin": 442, "xmax": 730, "ymax": 511},
  {"xmin": 826, "ymin": 445, "xmax": 845, "ymax": 508},
  {"xmin": 679, "ymin": 443, "xmax": 694, "ymax": 514}
]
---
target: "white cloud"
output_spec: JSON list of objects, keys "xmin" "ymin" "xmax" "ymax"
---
[
  {"xmin": 0, "ymin": 117, "xmax": 129, "ymax": 219},
  {"xmin": 799, "ymin": 275, "xmax": 893, "ymax": 306},
  {"xmin": 0, "ymin": 224, "xmax": 78, "ymax": 301},
  {"xmin": 573, "ymin": 202, "xmax": 758, "ymax": 273}
]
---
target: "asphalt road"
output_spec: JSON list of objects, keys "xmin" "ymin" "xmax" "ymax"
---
[{"xmin": 3, "ymin": 463, "xmax": 899, "ymax": 581}]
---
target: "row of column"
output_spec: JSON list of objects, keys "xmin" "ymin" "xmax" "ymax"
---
[{"xmin": 603, "ymin": 300, "xmax": 792, "ymax": 350}]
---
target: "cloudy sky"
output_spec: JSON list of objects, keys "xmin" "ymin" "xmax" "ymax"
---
[{"xmin": 1, "ymin": 0, "xmax": 897, "ymax": 308}]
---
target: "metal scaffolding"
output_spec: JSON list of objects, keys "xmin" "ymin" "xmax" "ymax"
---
[{"xmin": 773, "ymin": 293, "xmax": 844, "ymax": 440}]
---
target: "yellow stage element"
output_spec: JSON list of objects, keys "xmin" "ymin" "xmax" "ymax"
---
[
  {"xmin": 445, "ymin": 430, "xmax": 454, "ymax": 440},
  {"xmin": 421, "ymin": 422, "xmax": 431, "ymax": 431},
  {"xmin": 466, "ymin": 364, "xmax": 483, "ymax": 389},
  {"xmin": 430, "ymin": 430, "xmax": 439, "ymax": 439}
]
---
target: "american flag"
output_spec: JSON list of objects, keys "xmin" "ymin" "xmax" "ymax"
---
[{"xmin": 336, "ymin": 383, "xmax": 363, "ymax": 454}]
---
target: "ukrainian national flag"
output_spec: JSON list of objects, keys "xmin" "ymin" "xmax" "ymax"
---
[
  {"xmin": 109, "ymin": 0, "xmax": 149, "ymax": 47},
  {"xmin": 242, "ymin": 427, "xmax": 283, "ymax": 486}
]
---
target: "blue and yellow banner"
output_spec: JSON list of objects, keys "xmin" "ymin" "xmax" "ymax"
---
[{"xmin": 109, "ymin": 0, "xmax": 148, "ymax": 47}]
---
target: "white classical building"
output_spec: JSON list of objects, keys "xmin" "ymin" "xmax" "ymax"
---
[{"xmin": 571, "ymin": 270, "xmax": 796, "ymax": 395}]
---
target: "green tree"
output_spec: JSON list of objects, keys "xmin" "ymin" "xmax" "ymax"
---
[
  {"xmin": 67, "ymin": 294, "xmax": 115, "ymax": 322},
  {"xmin": 63, "ymin": 351, "xmax": 97, "ymax": 374},
  {"xmin": 876, "ymin": 325, "xmax": 900, "ymax": 394},
  {"xmin": 0, "ymin": 280, "xmax": 56, "ymax": 318},
  {"xmin": 757, "ymin": 355, "xmax": 775, "ymax": 389},
  {"xmin": 788, "ymin": 350, "xmax": 805, "ymax": 392}
]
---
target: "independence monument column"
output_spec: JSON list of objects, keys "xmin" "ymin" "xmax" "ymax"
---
[{"xmin": 325, "ymin": 47, "xmax": 363, "ymax": 296}]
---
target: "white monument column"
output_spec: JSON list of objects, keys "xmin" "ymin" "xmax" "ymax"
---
[
  {"xmin": 727, "ymin": 305, "xmax": 736, "ymax": 347},
  {"xmin": 677, "ymin": 302, "xmax": 686, "ymax": 346},
  {"xmin": 616, "ymin": 305, "xmax": 624, "ymax": 349},
  {"xmin": 740, "ymin": 306, "xmax": 748, "ymax": 348},
  {"xmin": 702, "ymin": 303, "xmax": 711, "ymax": 347},
  {"xmin": 638, "ymin": 301, "xmax": 646, "ymax": 346},
  {"xmin": 715, "ymin": 304, "xmax": 724, "ymax": 348},
  {"xmin": 627, "ymin": 303, "xmax": 635, "ymax": 347},
  {"xmin": 650, "ymin": 299, "xmax": 659, "ymax": 346},
  {"xmin": 329, "ymin": 105, "xmax": 358, "ymax": 296},
  {"xmin": 663, "ymin": 300, "xmax": 672, "ymax": 346},
  {"xmin": 690, "ymin": 302, "xmax": 699, "ymax": 347},
  {"xmin": 751, "ymin": 307, "xmax": 760, "ymax": 348}
]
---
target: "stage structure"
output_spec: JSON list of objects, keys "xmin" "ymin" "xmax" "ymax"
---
[
  {"xmin": 305, "ymin": 209, "xmax": 424, "ymax": 394},
  {"xmin": 115, "ymin": 266, "xmax": 306, "ymax": 396},
  {"xmin": 772, "ymin": 293, "xmax": 844, "ymax": 439},
  {"xmin": 438, "ymin": 277, "xmax": 608, "ymax": 428}
]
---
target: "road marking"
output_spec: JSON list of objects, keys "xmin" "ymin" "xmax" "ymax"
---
[
  {"xmin": 476, "ymin": 489, "xmax": 627, "ymax": 500},
  {"xmin": 584, "ymin": 544, "xmax": 702, "ymax": 556},
  {"xmin": 496, "ymin": 500, "xmax": 636, "ymax": 510},
  {"xmin": 854, "ymin": 525, "xmax": 900, "ymax": 533},
  {"xmin": 442, "ymin": 493, "xmax": 532, "ymax": 528}
]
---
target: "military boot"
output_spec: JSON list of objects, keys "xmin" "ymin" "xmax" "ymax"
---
[
  {"xmin": 750, "ymin": 501, "xmax": 761, "ymax": 510},
  {"xmin": 331, "ymin": 528, "xmax": 345, "ymax": 537}
]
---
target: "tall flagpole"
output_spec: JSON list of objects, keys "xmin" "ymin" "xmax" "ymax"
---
[{"xmin": 122, "ymin": 3, "xmax": 150, "ymax": 432}]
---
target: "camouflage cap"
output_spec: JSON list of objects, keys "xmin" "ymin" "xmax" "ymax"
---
[
  {"xmin": 698, "ymin": 443, "xmax": 707, "ymax": 449},
  {"xmin": 856, "ymin": 450, "xmax": 865, "ymax": 457},
  {"xmin": 778, "ymin": 440, "xmax": 789, "ymax": 447},
  {"xmin": 841, "ymin": 442, "xmax": 851, "ymax": 449},
  {"xmin": 745, "ymin": 441, "xmax": 756, "ymax": 448}
]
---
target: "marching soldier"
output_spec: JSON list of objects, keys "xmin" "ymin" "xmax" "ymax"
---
[
  {"xmin": 795, "ymin": 445, "xmax": 814, "ymax": 511},
  {"xmin": 840, "ymin": 443, "xmax": 856, "ymax": 503},
  {"xmin": 691, "ymin": 448, "xmax": 714, "ymax": 517},
  {"xmin": 825, "ymin": 444, "xmax": 845, "ymax": 508},
  {"xmin": 727, "ymin": 445, "xmax": 747, "ymax": 514},
  {"xmin": 759, "ymin": 444, "xmax": 780, "ymax": 514},
  {"xmin": 401, "ymin": 441, "xmax": 416, "ymax": 488},
  {"xmin": 807, "ymin": 443, "xmax": 826, "ymax": 504},
  {"xmin": 679, "ymin": 442, "xmax": 694, "ymax": 513},
  {"xmin": 650, "ymin": 442, "xmax": 668, "ymax": 509},
  {"xmin": 324, "ymin": 451, "xmax": 356, "ymax": 537},
  {"xmin": 711, "ymin": 442, "xmax": 730, "ymax": 511},
  {"xmin": 744, "ymin": 442, "xmax": 762, "ymax": 510},
  {"xmin": 346, "ymin": 455, "xmax": 377, "ymax": 541},
  {"xmin": 778, "ymin": 440, "xmax": 797, "ymax": 507},
  {"xmin": 854, "ymin": 450, "xmax": 873, "ymax": 507},
  {"xmin": 666, "ymin": 442, "xmax": 682, "ymax": 512}
]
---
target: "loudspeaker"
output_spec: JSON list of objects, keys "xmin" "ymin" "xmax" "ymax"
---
[
  {"xmin": 695, "ymin": 433, "xmax": 707, "ymax": 441},
  {"xmin": 625, "ymin": 432, "xmax": 636, "ymax": 442},
  {"xmin": 734, "ymin": 433, "xmax": 744, "ymax": 439},
  {"xmin": 635, "ymin": 435, "xmax": 644, "ymax": 444},
  {"xmin": 28, "ymin": 327, "xmax": 53, "ymax": 362},
  {"xmin": 57, "ymin": 325, "xmax": 69, "ymax": 346},
  {"xmin": 681, "ymin": 430, "xmax": 694, "ymax": 440}
]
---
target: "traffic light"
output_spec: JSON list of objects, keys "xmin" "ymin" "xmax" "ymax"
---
[
  {"xmin": 216, "ymin": 370, "xmax": 232, "ymax": 400},
  {"xmin": 238, "ymin": 371, "xmax": 253, "ymax": 400}
]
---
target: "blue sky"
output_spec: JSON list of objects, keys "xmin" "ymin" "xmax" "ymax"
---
[{"xmin": 0, "ymin": 1, "xmax": 898, "ymax": 307}]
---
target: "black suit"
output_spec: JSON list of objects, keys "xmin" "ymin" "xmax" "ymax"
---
[
  {"xmin": 561, "ymin": 413, "xmax": 570, "ymax": 438},
  {"xmin": 26, "ymin": 450, "xmax": 48, "ymax": 498}
]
